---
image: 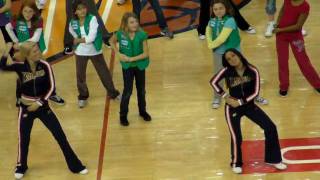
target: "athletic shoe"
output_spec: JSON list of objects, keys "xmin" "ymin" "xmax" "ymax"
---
[
  {"xmin": 255, "ymin": 96, "xmax": 268, "ymax": 105},
  {"xmin": 160, "ymin": 28, "xmax": 174, "ymax": 39},
  {"xmin": 268, "ymin": 162, "xmax": 287, "ymax": 170},
  {"xmin": 265, "ymin": 21, "xmax": 275, "ymax": 37},
  {"xmin": 117, "ymin": 0, "xmax": 126, "ymax": 5},
  {"xmin": 14, "ymin": 166, "xmax": 28, "ymax": 179},
  {"xmin": 79, "ymin": 168, "xmax": 89, "ymax": 175},
  {"xmin": 232, "ymin": 167, "xmax": 242, "ymax": 174},
  {"xmin": 120, "ymin": 116, "xmax": 129, "ymax": 126},
  {"xmin": 279, "ymin": 90, "xmax": 288, "ymax": 97},
  {"xmin": 212, "ymin": 98, "xmax": 221, "ymax": 109},
  {"xmin": 109, "ymin": 91, "xmax": 121, "ymax": 100},
  {"xmin": 316, "ymin": 88, "xmax": 320, "ymax": 93},
  {"xmin": 78, "ymin": 100, "xmax": 87, "ymax": 108},
  {"xmin": 139, "ymin": 111, "xmax": 152, "ymax": 121},
  {"xmin": 245, "ymin": 27, "xmax": 256, "ymax": 34},
  {"xmin": 49, "ymin": 95, "xmax": 65, "ymax": 105},
  {"xmin": 64, "ymin": 46, "xmax": 73, "ymax": 55},
  {"xmin": 198, "ymin": 34, "xmax": 206, "ymax": 40},
  {"xmin": 302, "ymin": 29, "xmax": 307, "ymax": 36}
]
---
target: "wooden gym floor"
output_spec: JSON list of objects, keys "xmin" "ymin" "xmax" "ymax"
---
[{"xmin": 0, "ymin": 0, "xmax": 320, "ymax": 179}]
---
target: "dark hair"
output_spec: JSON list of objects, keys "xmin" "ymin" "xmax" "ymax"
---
[
  {"xmin": 210, "ymin": 0, "xmax": 234, "ymax": 18},
  {"xmin": 17, "ymin": 0, "xmax": 41, "ymax": 31},
  {"xmin": 222, "ymin": 49, "xmax": 252, "ymax": 88},
  {"xmin": 72, "ymin": 0, "xmax": 88, "ymax": 19}
]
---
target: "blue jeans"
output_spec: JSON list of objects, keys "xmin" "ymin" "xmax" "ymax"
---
[{"xmin": 266, "ymin": 0, "xmax": 276, "ymax": 15}]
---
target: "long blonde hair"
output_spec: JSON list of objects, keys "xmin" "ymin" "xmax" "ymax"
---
[
  {"xmin": 119, "ymin": 12, "xmax": 140, "ymax": 33},
  {"xmin": 19, "ymin": 41, "xmax": 36, "ymax": 59}
]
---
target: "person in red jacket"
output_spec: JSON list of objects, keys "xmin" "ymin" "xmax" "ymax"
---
[{"xmin": 274, "ymin": 0, "xmax": 320, "ymax": 96}]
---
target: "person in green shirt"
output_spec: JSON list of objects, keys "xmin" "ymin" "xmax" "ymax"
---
[
  {"xmin": 110, "ymin": 12, "xmax": 152, "ymax": 126},
  {"xmin": 206, "ymin": 0, "xmax": 268, "ymax": 109}
]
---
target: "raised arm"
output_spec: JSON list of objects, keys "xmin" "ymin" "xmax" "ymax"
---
[{"xmin": 210, "ymin": 67, "xmax": 228, "ymax": 98}]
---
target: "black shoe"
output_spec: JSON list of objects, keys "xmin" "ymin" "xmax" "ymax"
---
[
  {"xmin": 160, "ymin": 27, "xmax": 174, "ymax": 39},
  {"xmin": 279, "ymin": 90, "xmax": 288, "ymax": 97},
  {"xmin": 64, "ymin": 46, "xmax": 73, "ymax": 55},
  {"xmin": 139, "ymin": 111, "xmax": 152, "ymax": 121},
  {"xmin": 120, "ymin": 116, "xmax": 129, "ymax": 126},
  {"xmin": 49, "ymin": 95, "xmax": 65, "ymax": 105},
  {"xmin": 109, "ymin": 91, "xmax": 121, "ymax": 100},
  {"xmin": 14, "ymin": 166, "xmax": 28, "ymax": 179},
  {"xmin": 103, "ymin": 37, "xmax": 111, "ymax": 48},
  {"xmin": 316, "ymin": 88, "xmax": 320, "ymax": 93}
]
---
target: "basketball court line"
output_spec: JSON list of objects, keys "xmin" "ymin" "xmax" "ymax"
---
[
  {"xmin": 43, "ymin": 0, "xmax": 56, "ymax": 55},
  {"xmin": 96, "ymin": 50, "xmax": 116, "ymax": 180},
  {"xmin": 102, "ymin": 0, "xmax": 114, "ymax": 23}
]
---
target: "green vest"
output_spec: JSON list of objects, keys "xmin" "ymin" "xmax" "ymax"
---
[
  {"xmin": 70, "ymin": 14, "xmax": 103, "ymax": 51},
  {"xmin": 210, "ymin": 15, "xmax": 241, "ymax": 49},
  {"xmin": 15, "ymin": 19, "xmax": 46, "ymax": 52},
  {"xmin": 0, "ymin": 0, "xmax": 11, "ymax": 19},
  {"xmin": 116, "ymin": 30, "xmax": 149, "ymax": 70}
]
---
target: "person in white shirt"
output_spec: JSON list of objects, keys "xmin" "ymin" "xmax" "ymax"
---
[
  {"xmin": 69, "ymin": 0, "xmax": 120, "ymax": 108},
  {"xmin": 64, "ymin": 0, "xmax": 112, "ymax": 54}
]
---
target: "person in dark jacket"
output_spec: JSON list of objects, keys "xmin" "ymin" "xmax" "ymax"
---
[
  {"xmin": 0, "ymin": 42, "xmax": 88, "ymax": 179},
  {"xmin": 210, "ymin": 48, "xmax": 286, "ymax": 174}
]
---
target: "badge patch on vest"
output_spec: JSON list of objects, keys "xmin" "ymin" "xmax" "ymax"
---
[{"xmin": 120, "ymin": 40, "xmax": 128, "ymax": 46}]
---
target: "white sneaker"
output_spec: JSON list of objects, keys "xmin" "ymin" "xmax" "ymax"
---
[
  {"xmin": 14, "ymin": 173, "xmax": 24, "ymax": 179},
  {"xmin": 265, "ymin": 21, "xmax": 275, "ymax": 37},
  {"xmin": 79, "ymin": 168, "xmax": 89, "ymax": 175},
  {"xmin": 268, "ymin": 162, "xmax": 287, "ymax": 170},
  {"xmin": 212, "ymin": 98, "xmax": 221, "ymax": 109},
  {"xmin": 78, "ymin": 100, "xmax": 87, "ymax": 108},
  {"xmin": 302, "ymin": 29, "xmax": 307, "ymax": 36},
  {"xmin": 232, "ymin": 167, "xmax": 243, "ymax": 174},
  {"xmin": 246, "ymin": 27, "xmax": 256, "ymax": 34},
  {"xmin": 115, "ymin": 93, "xmax": 122, "ymax": 101},
  {"xmin": 117, "ymin": 0, "xmax": 126, "ymax": 5},
  {"xmin": 255, "ymin": 96, "xmax": 268, "ymax": 105},
  {"xmin": 199, "ymin": 34, "xmax": 206, "ymax": 40}
]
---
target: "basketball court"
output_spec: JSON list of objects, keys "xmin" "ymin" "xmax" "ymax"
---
[{"xmin": 0, "ymin": 0, "xmax": 320, "ymax": 179}]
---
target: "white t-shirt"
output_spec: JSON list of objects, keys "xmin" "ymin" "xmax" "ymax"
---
[{"xmin": 69, "ymin": 16, "xmax": 102, "ymax": 56}]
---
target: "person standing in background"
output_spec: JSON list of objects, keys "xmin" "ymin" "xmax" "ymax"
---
[
  {"xmin": 64, "ymin": 0, "xmax": 113, "ymax": 54},
  {"xmin": 69, "ymin": 0, "xmax": 121, "ymax": 108},
  {"xmin": 274, "ymin": 0, "xmax": 320, "ymax": 96},
  {"xmin": 110, "ymin": 12, "xmax": 152, "ymax": 126},
  {"xmin": 197, "ymin": 0, "xmax": 256, "ymax": 40},
  {"xmin": 116, "ymin": 0, "xmax": 174, "ymax": 39}
]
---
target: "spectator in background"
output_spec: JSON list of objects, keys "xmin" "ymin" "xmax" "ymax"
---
[
  {"xmin": 264, "ymin": 0, "xmax": 306, "ymax": 37},
  {"xmin": 117, "ymin": 0, "xmax": 174, "ymax": 39}
]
